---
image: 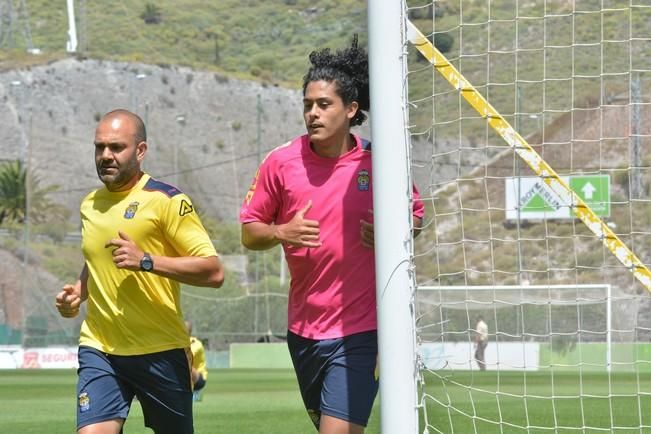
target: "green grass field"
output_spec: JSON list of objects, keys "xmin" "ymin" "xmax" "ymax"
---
[
  {"xmin": 422, "ymin": 371, "xmax": 651, "ymax": 433},
  {"xmin": 0, "ymin": 369, "xmax": 338, "ymax": 434},
  {"xmin": 1, "ymin": 369, "xmax": 650, "ymax": 433}
]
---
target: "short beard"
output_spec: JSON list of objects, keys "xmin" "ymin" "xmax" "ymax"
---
[{"xmin": 97, "ymin": 159, "xmax": 139, "ymax": 192}]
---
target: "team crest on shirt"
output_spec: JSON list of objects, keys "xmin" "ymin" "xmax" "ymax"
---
[
  {"xmin": 357, "ymin": 169, "xmax": 370, "ymax": 191},
  {"xmin": 78, "ymin": 392, "xmax": 90, "ymax": 412},
  {"xmin": 124, "ymin": 202, "xmax": 139, "ymax": 219}
]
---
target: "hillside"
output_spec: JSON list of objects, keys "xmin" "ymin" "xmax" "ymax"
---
[
  {"xmin": 0, "ymin": 0, "xmax": 368, "ymax": 86},
  {"xmin": 1, "ymin": 0, "xmax": 650, "ymax": 347},
  {"xmin": 0, "ymin": 57, "xmax": 316, "ymax": 223},
  {"xmin": 413, "ymin": 103, "xmax": 651, "ymax": 339}
]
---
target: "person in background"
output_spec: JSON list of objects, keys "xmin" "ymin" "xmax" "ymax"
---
[
  {"xmin": 185, "ymin": 320, "xmax": 208, "ymax": 401},
  {"xmin": 474, "ymin": 315, "xmax": 489, "ymax": 371},
  {"xmin": 239, "ymin": 37, "xmax": 424, "ymax": 434},
  {"xmin": 55, "ymin": 109, "xmax": 224, "ymax": 434}
]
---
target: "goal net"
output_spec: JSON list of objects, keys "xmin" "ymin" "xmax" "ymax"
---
[
  {"xmin": 370, "ymin": 1, "xmax": 651, "ymax": 432},
  {"xmin": 417, "ymin": 283, "xmax": 613, "ymax": 371}
]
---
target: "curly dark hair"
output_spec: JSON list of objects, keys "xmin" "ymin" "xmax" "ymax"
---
[{"xmin": 302, "ymin": 35, "xmax": 369, "ymax": 127}]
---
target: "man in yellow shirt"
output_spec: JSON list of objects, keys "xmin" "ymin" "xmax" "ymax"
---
[
  {"xmin": 55, "ymin": 109, "xmax": 224, "ymax": 434},
  {"xmin": 185, "ymin": 321, "xmax": 208, "ymax": 401}
]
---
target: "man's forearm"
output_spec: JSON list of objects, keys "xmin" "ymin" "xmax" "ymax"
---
[
  {"xmin": 241, "ymin": 222, "xmax": 281, "ymax": 251},
  {"xmin": 148, "ymin": 255, "xmax": 224, "ymax": 288}
]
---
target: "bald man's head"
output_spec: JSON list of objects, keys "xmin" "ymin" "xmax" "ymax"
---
[
  {"xmin": 94, "ymin": 109, "xmax": 147, "ymax": 192},
  {"xmin": 100, "ymin": 109, "xmax": 147, "ymax": 144}
]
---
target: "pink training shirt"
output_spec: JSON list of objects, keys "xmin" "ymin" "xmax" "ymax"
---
[{"xmin": 240, "ymin": 134, "xmax": 425, "ymax": 340}]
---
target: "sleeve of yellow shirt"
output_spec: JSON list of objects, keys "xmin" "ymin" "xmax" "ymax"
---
[{"xmin": 162, "ymin": 193, "xmax": 218, "ymax": 258}]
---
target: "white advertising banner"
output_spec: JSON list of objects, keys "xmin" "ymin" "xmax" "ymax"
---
[
  {"xmin": 0, "ymin": 346, "xmax": 78, "ymax": 369},
  {"xmin": 0, "ymin": 346, "xmax": 21, "ymax": 369},
  {"xmin": 505, "ymin": 175, "xmax": 610, "ymax": 220},
  {"xmin": 419, "ymin": 342, "xmax": 540, "ymax": 371}
]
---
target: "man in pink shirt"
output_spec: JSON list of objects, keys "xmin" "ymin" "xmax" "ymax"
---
[{"xmin": 240, "ymin": 36, "xmax": 424, "ymax": 434}]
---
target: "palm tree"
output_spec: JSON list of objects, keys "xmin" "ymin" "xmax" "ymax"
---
[
  {"xmin": 0, "ymin": 159, "xmax": 65, "ymax": 225},
  {"xmin": 0, "ymin": 160, "xmax": 28, "ymax": 223}
]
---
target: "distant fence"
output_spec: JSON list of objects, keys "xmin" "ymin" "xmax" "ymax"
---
[
  {"xmin": 229, "ymin": 343, "xmax": 292, "ymax": 369},
  {"xmin": 0, "ymin": 344, "xmax": 291, "ymax": 369},
  {"xmin": 0, "ymin": 324, "xmax": 21, "ymax": 345},
  {"xmin": 3, "ymin": 343, "xmax": 650, "ymax": 371}
]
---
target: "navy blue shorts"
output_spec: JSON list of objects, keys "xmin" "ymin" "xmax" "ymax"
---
[
  {"xmin": 76, "ymin": 346, "xmax": 193, "ymax": 434},
  {"xmin": 287, "ymin": 330, "xmax": 379, "ymax": 429},
  {"xmin": 194, "ymin": 374, "xmax": 206, "ymax": 391}
]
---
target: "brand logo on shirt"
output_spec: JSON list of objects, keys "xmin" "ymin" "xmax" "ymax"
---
[
  {"xmin": 244, "ymin": 169, "xmax": 260, "ymax": 205},
  {"xmin": 78, "ymin": 392, "xmax": 90, "ymax": 412},
  {"xmin": 124, "ymin": 202, "xmax": 139, "ymax": 219},
  {"xmin": 357, "ymin": 169, "xmax": 370, "ymax": 191},
  {"xmin": 180, "ymin": 199, "xmax": 194, "ymax": 216}
]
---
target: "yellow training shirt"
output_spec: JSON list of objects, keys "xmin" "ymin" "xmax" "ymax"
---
[
  {"xmin": 78, "ymin": 173, "xmax": 218, "ymax": 355},
  {"xmin": 190, "ymin": 336, "xmax": 208, "ymax": 379}
]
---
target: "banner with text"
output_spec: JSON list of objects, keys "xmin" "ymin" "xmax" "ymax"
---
[
  {"xmin": 0, "ymin": 346, "xmax": 78, "ymax": 369},
  {"xmin": 419, "ymin": 342, "xmax": 541, "ymax": 371},
  {"xmin": 505, "ymin": 175, "xmax": 610, "ymax": 220}
]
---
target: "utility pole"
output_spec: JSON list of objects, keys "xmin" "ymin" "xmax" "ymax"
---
[
  {"xmin": 255, "ymin": 94, "xmax": 287, "ymax": 286},
  {"xmin": 79, "ymin": 0, "xmax": 87, "ymax": 53},
  {"xmin": 174, "ymin": 114, "xmax": 185, "ymax": 187},
  {"xmin": 65, "ymin": 0, "xmax": 77, "ymax": 53},
  {"xmin": 10, "ymin": 80, "xmax": 30, "ymax": 264},
  {"xmin": 254, "ymin": 95, "xmax": 262, "ymax": 337},
  {"xmin": 10, "ymin": 79, "xmax": 31, "ymax": 347},
  {"xmin": 0, "ymin": 0, "xmax": 36, "ymax": 52},
  {"xmin": 17, "ymin": 0, "xmax": 33, "ymax": 51},
  {"xmin": 0, "ymin": 0, "xmax": 15, "ymax": 47}
]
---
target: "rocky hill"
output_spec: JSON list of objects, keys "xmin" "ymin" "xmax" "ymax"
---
[
  {"xmin": 0, "ymin": 57, "xmax": 318, "ymax": 223},
  {"xmin": 1, "ymin": 57, "xmax": 455, "ymax": 226}
]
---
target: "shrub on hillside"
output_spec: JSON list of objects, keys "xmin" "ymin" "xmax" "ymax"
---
[
  {"xmin": 414, "ymin": 32, "xmax": 455, "ymax": 63},
  {"xmin": 434, "ymin": 33, "xmax": 454, "ymax": 53},
  {"xmin": 141, "ymin": 3, "xmax": 162, "ymax": 24}
]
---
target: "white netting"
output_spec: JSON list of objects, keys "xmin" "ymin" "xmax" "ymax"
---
[
  {"xmin": 181, "ymin": 247, "xmax": 290, "ymax": 350},
  {"xmin": 401, "ymin": 0, "xmax": 651, "ymax": 432}
]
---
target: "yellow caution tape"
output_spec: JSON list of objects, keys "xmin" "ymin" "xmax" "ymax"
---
[{"xmin": 407, "ymin": 20, "xmax": 651, "ymax": 292}]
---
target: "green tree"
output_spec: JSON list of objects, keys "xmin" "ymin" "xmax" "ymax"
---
[
  {"xmin": 0, "ymin": 160, "xmax": 27, "ymax": 223},
  {"xmin": 0, "ymin": 159, "xmax": 67, "ymax": 225}
]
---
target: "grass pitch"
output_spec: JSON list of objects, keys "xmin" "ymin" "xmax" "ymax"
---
[
  {"xmin": 422, "ymin": 370, "xmax": 651, "ymax": 434},
  {"xmin": 1, "ymin": 369, "xmax": 649, "ymax": 433},
  {"xmin": 0, "ymin": 369, "xmax": 333, "ymax": 434}
]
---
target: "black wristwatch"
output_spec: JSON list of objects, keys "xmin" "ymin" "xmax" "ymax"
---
[{"xmin": 140, "ymin": 252, "xmax": 154, "ymax": 272}]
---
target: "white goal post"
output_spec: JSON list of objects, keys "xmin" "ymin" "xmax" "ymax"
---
[
  {"xmin": 368, "ymin": 1, "xmax": 651, "ymax": 433},
  {"xmin": 368, "ymin": 1, "xmax": 419, "ymax": 434}
]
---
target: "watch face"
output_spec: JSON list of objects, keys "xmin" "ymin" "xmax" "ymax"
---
[{"xmin": 141, "ymin": 255, "xmax": 153, "ymax": 271}]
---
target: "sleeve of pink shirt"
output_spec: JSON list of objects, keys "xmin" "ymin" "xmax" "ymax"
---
[
  {"xmin": 239, "ymin": 153, "xmax": 282, "ymax": 224},
  {"xmin": 412, "ymin": 184, "xmax": 426, "ymax": 219}
]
